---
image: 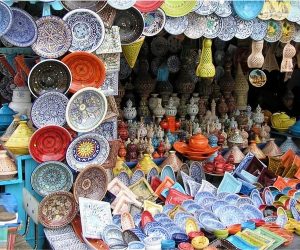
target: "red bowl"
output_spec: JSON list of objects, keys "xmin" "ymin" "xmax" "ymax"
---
[
  {"xmin": 227, "ymin": 224, "xmax": 241, "ymax": 235},
  {"xmin": 188, "ymin": 231, "xmax": 204, "ymax": 240}
]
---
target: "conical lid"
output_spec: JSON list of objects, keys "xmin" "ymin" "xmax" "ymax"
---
[
  {"xmin": 0, "ymin": 150, "xmax": 17, "ymax": 174},
  {"xmin": 160, "ymin": 151, "xmax": 183, "ymax": 172},
  {"xmin": 224, "ymin": 145, "xmax": 245, "ymax": 164},
  {"xmin": 122, "ymin": 36, "xmax": 145, "ymax": 68},
  {"xmin": 234, "ymin": 63, "xmax": 249, "ymax": 92},
  {"xmin": 262, "ymin": 138, "xmax": 282, "ymax": 157},
  {"xmin": 1, "ymin": 115, "xmax": 20, "ymax": 142},
  {"xmin": 0, "ymin": 103, "xmax": 17, "ymax": 116}
]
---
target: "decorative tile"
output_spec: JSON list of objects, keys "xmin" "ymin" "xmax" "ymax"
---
[
  {"xmin": 96, "ymin": 26, "xmax": 122, "ymax": 54},
  {"xmin": 100, "ymin": 70, "xmax": 118, "ymax": 96},
  {"xmin": 93, "ymin": 116, "xmax": 118, "ymax": 141},
  {"xmin": 97, "ymin": 53, "xmax": 120, "ymax": 71}
]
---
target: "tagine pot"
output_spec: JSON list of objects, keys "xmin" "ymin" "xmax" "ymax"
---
[
  {"xmin": 188, "ymin": 134, "xmax": 209, "ymax": 151},
  {"xmin": 0, "ymin": 150, "xmax": 17, "ymax": 180},
  {"xmin": 137, "ymin": 154, "xmax": 159, "ymax": 174},
  {"xmin": 243, "ymin": 140, "xmax": 266, "ymax": 160},
  {"xmin": 160, "ymin": 151, "xmax": 183, "ymax": 172},
  {"xmin": 262, "ymin": 138, "xmax": 282, "ymax": 157},
  {"xmin": 224, "ymin": 145, "xmax": 245, "ymax": 164}
]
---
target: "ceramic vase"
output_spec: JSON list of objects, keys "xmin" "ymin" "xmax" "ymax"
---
[
  {"xmin": 9, "ymin": 87, "xmax": 32, "ymax": 117},
  {"xmin": 253, "ymin": 105, "xmax": 265, "ymax": 125},
  {"xmin": 234, "ymin": 63, "xmax": 249, "ymax": 111},
  {"xmin": 171, "ymin": 93, "xmax": 180, "ymax": 108},
  {"xmin": 281, "ymin": 43, "xmax": 296, "ymax": 73},
  {"xmin": 138, "ymin": 97, "xmax": 151, "ymax": 119},
  {"xmin": 247, "ymin": 40, "xmax": 264, "ymax": 68},
  {"xmin": 187, "ymin": 97, "xmax": 199, "ymax": 121},
  {"xmin": 243, "ymin": 140, "xmax": 266, "ymax": 160},
  {"xmin": 123, "ymin": 99, "xmax": 137, "ymax": 122},
  {"xmin": 148, "ymin": 94, "xmax": 159, "ymax": 111},
  {"xmin": 0, "ymin": 150, "xmax": 17, "ymax": 180},
  {"xmin": 165, "ymin": 98, "xmax": 177, "ymax": 117},
  {"xmin": 153, "ymin": 98, "xmax": 165, "ymax": 122},
  {"xmin": 262, "ymin": 138, "xmax": 282, "ymax": 157}
]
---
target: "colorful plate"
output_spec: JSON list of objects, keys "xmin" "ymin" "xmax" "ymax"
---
[
  {"xmin": 63, "ymin": 9, "xmax": 105, "ymax": 52},
  {"xmin": 280, "ymin": 20, "xmax": 295, "ymax": 43},
  {"xmin": 62, "ymin": 52, "xmax": 106, "ymax": 93},
  {"xmin": 233, "ymin": 0, "xmax": 265, "ymax": 21},
  {"xmin": 38, "ymin": 191, "xmax": 78, "ymax": 229},
  {"xmin": 2, "ymin": 8, "xmax": 37, "ymax": 47},
  {"xmin": 203, "ymin": 14, "xmax": 222, "ymax": 39},
  {"xmin": 164, "ymin": 15, "xmax": 188, "ymax": 35},
  {"xmin": 142, "ymin": 8, "xmax": 166, "ymax": 37},
  {"xmin": 251, "ymin": 18, "xmax": 268, "ymax": 41},
  {"xmin": 134, "ymin": 0, "xmax": 163, "ymax": 12},
  {"xmin": 66, "ymin": 87, "xmax": 107, "ymax": 133},
  {"xmin": 31, "ymin": 16, "xmax": 72, "ymax": 59},
  {"xmin": 31, "ymin": 92, "xmax": 68, "ymax": 129},
  {"xmin": 61, "ymin": 1, "xmax": 107, "ymax": 12},
  {"xmin": 31, "ymin": 161, "xmax": 73, "ymax": 197},
  {"xmin": 28, "ymin": 59, "xmax": 71, "ymax": 98},
  {"xmin": 0, "ymin": 1, "xmax": 13, "ymax": 37},
  {"xmin": 29, "ymin": 125, "xmax": 72, "ymax": 163},
  {"xmin": 264, "ymin": 20, "xmax": 282, "ymax": 43},
  {"xmin": 249, "ymin": 69, "xmax": 267, "ymax": 87},
  {"xmin": 195, "ymin": 0, "xmax": 218, "ymax": 15},
  {"xmin": 219, "ymin": 205, "xmax": 246, "ymax": 226},
  {"xmin": 161, "ymin": 0, "xmax": 196, "ymax": 17},
  {"xmin": 108, "ymin": 0, "xmax": 136, "ymax": 10},
  {"xmin": 239, "ymin": 204, "xmax": 264, "ymax": 220},
  {"xmin": 66, "ymin": 133, "xmax": 110, "ymax": 172},
  {"xmin": 184, "ymin": 12, "xmax": 205, "ymax": 39}
]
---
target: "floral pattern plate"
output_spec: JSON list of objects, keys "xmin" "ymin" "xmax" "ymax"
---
[
  {"xmin": 194, "ymin": 191, "xmax": 215, "ymax": 204},
  {"xmin": 38, "ymin": 191, "xmax": 78, "ymax": 229},
  {"xmin": 142, "ymin": 8, "xmax": 166, "ymax": 37},
  {"xmin": 63, "ymin": 9, "xmax": 105, "ymax": 52},
  {"xmin": 280, "ymin": 20, "xmax": 295, "ymax": 43},
  {"xmin": 218, "ymin": 205, "xmax": 246, "ymax": 226},
  {"xmin": 0, "ymin": 1, "xmax": 12, "ymax": 37},
  {"xmin": 32, "ymin": 16, "xmax": 72, "ymax": 59},
  {"xmin": 239, "ymin": 204, "xmax": 264, "ymax": 220},
  {"xmin": 215, "ymin": 0, "xmax": 232, "ymax": 17},
  {"xmin": 66, "ymin": 133, "xmax": 109, "ymax": 172},
  {"xmin": 234, "ymin": 16, "xmax": 254, "ymax": 39},
  {"xmin": 28, "ymin": 59, "xmax": 71, "ymax": 98},
  {"xmin": 147, "ymin": 226, "xmax": 171, "ymax": 240},
  {"xmin": 31, "ymin": 92, "xmax": 68, "ymax": 129},
  {"xmin": 203, "ymin": 14, "xmax": 222, "ymax": 39},
  {"xmin": 61, "ymin": 1, "xmax": 107, "ymax": 12},
  {"xmin": 164, "ymin": 15, "xmax": 188, "ymax": 35},
  {"xmin": 218, "ymin": 15, "xmax": 236, "ymax": 41},
  {"xmin": 184, "ymin": 12, "xmax": 205, "ymax": 39},
  {"xmin": 195, "ymin": 0, "xmax": 219, "ymax": 15},
  {"xmin": 202, "ymin": 219, "xmax": 225, "ymax": 232},
  {"xmin": 108, "ymin": 0, "xmax": 136, "ymax": 10},
  {"xmin": 265, "ymin": 20, "xmax": 282, "ymax": 42},
  {"xmin": 251, "ymin": 18, "xmax": 268, "ymax": 41},
  {"xmin": 3, "ymin": 8, "xmax": 37, "ymax": 47},
  {"xmin": 66, "ymin": 87, "xmax": 107, "ymax": 133}
]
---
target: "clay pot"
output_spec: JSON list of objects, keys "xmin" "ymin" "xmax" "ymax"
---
[{"xmin": 0, "ymin": 150, "xmax": 17, "ymax": 180}]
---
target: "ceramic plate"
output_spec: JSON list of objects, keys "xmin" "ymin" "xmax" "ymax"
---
[
  {"xmin": 62, "ymin": 52, "xmax": 106, "ymax": 93},
  {"xmin": 195, "ymin": 0, "xmax": 219, "ymax": 15},
  {"xmin": 0, "ymin": 1, "xmax": 12, "ymax": 37},
  {"xmin": 218, "ymin": 205, "xmax": 245, "ymax": 226},
  {"xmin": 63, "ymin": 9, "xmax": 105, "ymax": 52},
  {"xmin": 249, "ymin": 69, "xmax": 267, "ymax": 87},
  {"xmin": 184, "ymin": 12, "xmax": 205, "ymax": 39},
  {"xmin": 118, "ymin": 171, "xmax": 130, "ymax": 186},
  {"xmin": 223, "ymin": 193, "xmax": 239, "ymax": 205},
  {"xmin": 203, "ymin": 14, "xmax": 222, "ymax": 39},
  {"xmin": 198, "ymin": 211, "xmax": 219, "ymax": 224},
  {"xmin": 130, "ymin": 169, "xmax": 145, "ymax": 185},
  {"xmin": 113, "ymin": 7, "xmax": 144, "ymax": 45},
  {"xmin": 218, "ymin": 15, "xmax": 236, "ymax": 41},
  {"xmin": 66, "ymin": 133, "xmax": 109, "ymax": 172},
  {"xmin": 234, "ymin": 16, "xmax": 253, "ymax": 39},
  {"xmin": 280, "ymin": 20, "xmax": 295, "ymax": 43},
  {"xmin": 251, "ymin": 18, "xmax": 268, "ymax": 41},
  {"xmin": 134, "ymin": 0, "xmax": 163, "ymax": 12},
  {"xmin": 146, "ymin": 226, "xmax": 170, "ymax": 240},
  {"xmin": 61, "ymin": 1, "xmax": 107, "ymax": 12},
  {"xmin": 31, "ymin": 92, "xmax": 68, "ymax": 129},
  {"xmin": 38, "ymin": 191, "xmax": 78, "ymax": 229},
  {"xmin": 239, "ymin": 204, "xmax": 264, "ymax": 220},
  {"xmin": 142, "ymin": 8, "xmax": 166, "ymax": 37},
  {"xmin": 102, "ymin": 225, "xmax": 123, "ymax": 245},
  {"xmin": 216, "ymin": 192, "xmax": 229, "ymax": 200},
  {"xmin": 66, "ymin": 87, "xmax": 107, "ymax": 133},
  {"xmin": 108, "ymin": 0, "xmax": 136, "ymax": 10},
  {"xmin": 144, "ymin": 222, "xmax": 162, "ymax": 234},
  {"xmin": 28, "ymin": 59, "xmax": 71, "ymax": 98},
  {"xmin": 189, "ymin": 162, "xmax": 206, "ymax": 184},
  {"xmin": 202, "ymin": 219, "xmax": 225, "ymax": 232},
  {"xmin": 194, "ymin": 191, "xmax": 215, "ymax": 204},
  {"xmin": 3, "ymin": 8, "xmax": 37, "ymax": 47},
  {"xmin": 156, "ymin": 218, "xmax": 173, "ymax": 225},
  {"xmin": 292, "ymin": 24, "xmax": 300, "ymax": 42},
  {"xmin": 31, "ymin": 161, "xmax": 73, "ymax": 197},
  {"xmin": 32, "ymin": 16, "xmax": 72, "ymax": 59},
  {"xmin": 186, "ymin": 203, "xmax": 202, "ymax": 214},
  {"xmin": 287, "ymin": 0, "xmax": 300, "ymax": 22},
  {"xmin": 181, "ymin": 200, "xmax": 195, "ymax": 210},
  {"xmin": 162, "ymin": 204, "xmax": 175, "ymax": 214},
  {"xmin": 160, "ymin": 165, "xmax": 176, "ymax": 182},
  {"xmin": 74, "ymin": 165, "xmax": 107, "ymax": 203},
  {"xmin": 236, "ymin": 197, "xmax": 255, "ymax": 207},
  {"xmin": 161, "ymin": 0, "xmax": 196, "ymax": 17},
  {"xmin": 164, "ymin": 15, "xmax": 188, "ymax": 35},
  {"xmin": 250, "ymin": 190, "xmax": 264, "ymax": 208},
  {"xmin": 264, "ymin": 20, "xmax": 282, "ymax": 42},
  {"xmin": 29, "ymin": 125, "xmax": 72, "ymax": 163},
  {"xmin": 233, "ymin": 0, "xmax": 264, "ymax": 21},
  {"xmin": 215, "ymin": 1, "xmax": 232, "ymax": 17},
  {"xmin": 153, "ymin": 213, "xmax": 169, "ymax": 222},
  {"xmin": 211, "ymin": 200, "xmax": 229, "ymax": 215}
]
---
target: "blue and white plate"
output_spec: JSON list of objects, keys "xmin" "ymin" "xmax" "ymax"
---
[
  {"xmin": 251, "ymin": 192, "xmax": 264, "ymax": 208},
  {"xmin": 144, "ymin": 222, "xmax": 162, "ymax": 235},
  {"xmin": 263, "ymin": 188, "xmax": 274, "ymax": 206},
  {"xmin": 147, "ymin": 226, "xmax": 170, "ymax": 240},
  {"xmin": 164, "ymin": 16, "xmax": 188, "ymax": 35},
  {"xmin": 0, "ymin": 1, "xmax": 12, "ymax": 37},
  {"xmin": 217, "ymin": 192, "xmax": 229, "ymax": 200},
  {"xmin": 194, "ymin": 191, "xmax": 215, "ymax": 204},
  {"xmin": 219, "ymin": 205, "xmax": 246, "ymax": 226},
  {"xmin": 112, "ymin": 214, "xmax": 122, "ymax": 227},
  {"xmin": 117, "ymin": 171, "xmax": 130, "ymax": 186},
  {"xmin": 202, "ymin": 219, "xmax": 225, "ymax": 232},
  {"xmin": 3, "ymin": 8, "xmax": 37, "ymax": 47},
  {"xmin": 211, "ymin": 200, "xmax": 229, "ymax": 215},
  {"xmin": 133, "ymin": 213, "xmax": 142, "ymax": 227},
  {"xmin": 189, "ymin": 161, "xmax": 206, "ymax": 184},
  {"xmin": 223, "ymin": 193, "xmax": 239, "ymax": 205},
  {"xmin": 147, "ymin": 167, "xmax": 159, "ymax": 183},
  {"xmin": 156, "ymin": 218, "xmax": 173, "ymax": 225},
  {"xmin": 174, "ymin": 212, "xmax": 190, "ymax": 223},
  {"xmin": 142, "ymin": 8, "xmax": 166, "ymax": 37},
  {"xmin": 218, "ymin": 15, "xmax": 236, "ymax": 41},
  {"xmin": 176, "ymin": 215, "xmax": 195, "ymax": 230},
  {"xmin": 203, "ymin": 14, "xmax": 222, "ymax": 39},
  {"xmin": 251, "ymin": 18, "xmax": 268, "ymax": 41},
  {"xmin": 181, "ymin": 200, "xmax": 195, "ymax": 210},
  {"xmin": 154, "ymin": 213, "xmax": 169, "ymax": 222},
  {"xmin": 129, "ymin": 228, "xmax": 147, "ymax": 241},
  {"xmin": 102, "ymin": 225, "xmax": 123, "ymax": 245},
  {"xmin": 160, "ymin": 165, "xmax": 176, "ymax": 182},
  {"xmin": 194, "ymin": 209, "xmax": 206, "ymax": 221},
  {"xmin": 130, "ymin": 169, "xmax": 144, "ymax": 185},
  {"xmin": 162, "ymin": 204, "xmax": 175, "ymax": 214},
  {"xmin": 187, "ymin": 203, "xmax": 203, "ymax": 214},
  {"xmin": 168, "ymin": 225, "xmax": 185, "ymax": 235},
  {"xmin": 236, "ymin": 197, "xmax": 255, "ymax": 208},
  {"xmin": 198, "ymin": 211, "xmax": 219, "ymax": 224},
  {"xmin": 215, "ymin": 0, "xmax": 232, "ymax": 17},
  {"xmin": 234, "ymin": 16, "xmax": 253, "ymax": 39},
  {"xmin": 195, "ymin": 0, "xmax": 219, "ymax": 15},
  {"xmin": 199, "ymin": 197, "xmax": 217, "ymax": 209},
  {"xmin": 239, "ymin": 204, "xmax": 264, "ymax": 220}
]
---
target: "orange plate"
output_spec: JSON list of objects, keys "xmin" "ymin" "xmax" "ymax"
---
[
  {"xmin": 62, "ymin": 51, "xmax": 106, "ymax": 93},
  {"xmin": 71, "ymin": 214, "xmax": 84, "ymax": 242}
]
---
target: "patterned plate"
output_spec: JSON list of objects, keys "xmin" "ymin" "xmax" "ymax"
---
[
  {"xmin": 195, "ymin": 0, "xmax": 219, "ymax": 15},
  {"xmin": 161, "ymin": 0, "xmax": 196, "ymax": 17},
  {"xmin": 2, "ymin": 8, "xmax": 37, "ymax": 47},
  {"xmin": 31, "ymin": 161, "xmax": 73, "ymax": 197},
  {"xmin": 66, "ymin": 133, "xmax": 109, "ymax": 172},
  {"xmin": 108, "ymin": 0, "xmax": 136, "ymax": 10},
  {"xmin": 194, "ymin": 191, "xmax": 215, "ymax": 204},
  {"xmin": 134, "ymin": 0, "xmax": 163, "ymax": 12},
  {"xmin": 292, "ymin": 24, "xmax": 300, "ymax": 42},
  {"xmin": 280, "ymin": 20, "xmax": 295, "ymax": 43},
  {"xmin": 218, "ymin": 205, "xmax": 246, "ymax": 226},
  {"xmin": 164, "ymin": 15, "xmax": 188, "ymax": 35},
  {"xmin": 211, "ymin": 200, "xmax": 229, "ymax": 215},
  {"xmin": 0, "ymin": 1, "xmax": 12, "ymax": 37},
  {"xmin": 142, "ymin": 8, "xmax": 166, "ymax": 37},
  {"xmin": 239, "ymin": 204, "xmax": 264, "ymax": 220},
  {"xmin": 218, "ymin": 15, "xmax": 236, "ymax": 41},
  {"xmin": 264, "ymin": 20, "xmax": 282, "ymax": 43},
  {"xmin": 223, "ymin": 193, "xmax": 239, "ymax": 205},
  {"xmin": 184, "ymin": 12, "xmax": 205, "ymax": 39},
  {"xmin": 32, "ymin": 16, "xmax": 72, "ymax": 59},
  {"xmin": 62, "ymin": 52, "xmax": 106, "ymax": 93},
  {"xmin": 28, "ymin": 59, "xmax": 71, "ymax": 98},
  {"xmin": 113, "ymin": 7, "xmax": 144, "ymax": 45},
  {"xmin": 146, "ymin": 226, "xmax": 170, "ymax": 240},
  {"xmin": 192, "ymin": 0, "xmax": 203, "ymax": 11},
  {"xmin": 61, "ymin": 1, "xmax": 107, "ymax": 12},
  {"xmin": 38, "ymin": 191, "xmax": 78, "ymax": 229},
  {"xmin": 233, "ymin": 0, "xmax": 264, "ymax": 21},
  {"xmin": 203, "ymin": 14, "xmax": 222, "ymax": 39},
  {"xmin": 234, "ymin": 16, "xmax": 254, "ymax": 39},
  {"xmin": 66, "ymin": 87, "xmax": 107, "ymax": 133},
  {"xmin": 63, "ymin": 9, "xmax": 105, "ymax": 52},
  {"xmin": 29, "ymin": 125, "xmax": 72, "ymax": 163},
  {"xmin": 202, "ymin": 219, "xmax": 225, "ymax": 232},
  {"xmin": 215, "ymin": 0, "xmax": 232, "ymax": 17},
  {"xmin": 249, "ymin": 69, "xmax": 267, "ymax": 87},
  {"xmin": 31, "ymin": 92, "xmax": 68, "ymax": 129},
  {"xmin": 287, "ymin": 0, "xmax": 300, "ymax": 22},
  {"xmin": 250, "ymin": 18, "xmax": 268, "ymax": 41}
]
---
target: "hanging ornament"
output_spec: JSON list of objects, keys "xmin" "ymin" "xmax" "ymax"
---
[
  {"xmin": 247, "ymin": 40, "xmax": 264, "ymax": 68},
  {"xmin": 122, "ymin": 36, "xmax": 145, "ymax": 68},
  {"xmin": 262, "ymin": 44, "xmax": 279, "ymax": 72},
  {"xmin": 196, "ymin": 38, "xmax": 215, "ymax": 78},
  {"xmin": 281, "ymin": 43, "xmax": 296, "ymax": 73}
]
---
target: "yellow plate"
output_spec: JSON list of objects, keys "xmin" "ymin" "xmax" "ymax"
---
[
  {"xmin": 161, "ymin": 0, "xmax": 196, "ymax": 17},
  {"xmin": 185, "ymin": 218, "xmax": 199, "ymax": 235}
]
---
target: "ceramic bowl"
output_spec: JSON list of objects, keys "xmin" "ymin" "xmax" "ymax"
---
[
  {"xmin": 241, "ymin": 221, "xmax": 256, "ymax": 230},
  {"xmin": 213, "ymin": 229, "xmax": 229, "ymax": 239},
  {"xmin": 227, "ymin": 224, "xmax": 241, "ymax": 235},
  {"xmin": 128, "ymin": 241, "xmax": 145, "ymax": 250}
]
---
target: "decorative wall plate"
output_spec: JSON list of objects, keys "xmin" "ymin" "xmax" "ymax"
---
[
  {"xmin": 3, "ymin": 8, "xmax": 37, "ymax": 47},
  {"xmin": 61, "ymin": 1, "xmax": 107, "ymax": 12},
  {"xmin": 63, "ymin": 9, "xmax": 105, "ymax": 52},
  {"xmin": 249, "ymin": 69, "xmax": 267, "ymax": 87},
  {"xmin": 215, "ymin": 1, "xmax": 232, "ymax": 17},
  {"xmin": 38, "ymin": 191, "xmax": 78, "ymax": 229},
  {"xmin": 251, "ymin": 18, "xmax": 268, "ymax": 41},
  {"xmin": 218, "ymin": 205, "xmax": 246, "ymax": 226},
  {"xmin": 66, "ymin": 87, "xmax": 107, "ymax": 133},
  {"xmin": 142, "ymin": 8, "xmax": 166, "ymax": 37},
  {"xmin": 92, "ymin": 116, "xmax": 118, "ymax": 141},
  {"xmin": 195, "ymin": 0, "xmax": 219, "ymax": 15},
  {"xmin": 108, "ymin": 0, "xmax": 136, "ymax": 10},
  {"xmin": 0, "ymin": 1, "xmax": 12, "ymax": 37},
  {"xmin": 280, "ymin": 20, "xmax": 295, "ymax": 43},
  {"xmin": 32, "ymin": 16, "xmax": 72, "ymax": 59},
  {"xmin": 184, "ymin": 13, "xmax": 205, "ymax": 39},
  {"xmin": 74, "ymin": 164, "xmax": 108, "ymax": 203},
  {"xmin": 218, "ymin": 15, "xmax": 237, "ymax": 41},
  {"xmin": 28, "ymin": 59, "xmax": 71, "ymax": 98},
  {"xmin": 113, "ymin": 7, "xmax": 144, "ymax": 45},
  {"xmin": 31, "ymin": 92, "xmax": 68, "ymax": 129},
  {"xmin": 79, "ymin": 197, "xmax": 112, "ymax": 239},
  {"xmin": 287, "ymin": 0, "xmax": 300, "ymax": 22},
  {"xmin": 62, "ymin": 52, "xmax": 106, "ymax": 93},
  {"xmin": 66, "ymin": 133, "xmax": 109, "ymax": 172},
  {"xmin": 292, "ymin": 24, "xmax": 300, "ymax": 42},
  {"xmin": 96, "ymin": 26, "xmax": 122, "ymax": 54},
  {"xmin": 234, "ymin": 16, "xmax": 254, "ymax": 39},
  {"xmin": 31, "ymin": 161, "xmax": 73, "ymax": 197},
  {"xmin": 164, "ymin": 15, "xmax": 188, "ymax": 35},
  {"xmin": 233, "ymin": 0, "xmax": 264, "ymax": 21},
  {"xmin": 135, "ymin": 0, "xmax": 163, "ymax": 12},
  {"xmin": 203, "ymin": 14, "xmax": 222, "ymax": 39},
  {"xmin": 161, "ymin": 0, "xmax": 196, "ymax": 17},
  {"xmin": 264, "ymin": 20, "xmax": 282, "ymax": 43}
]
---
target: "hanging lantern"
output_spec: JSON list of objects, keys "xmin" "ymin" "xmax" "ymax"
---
[{"xmin": 196, "ymin": 38, "xmax": 215, "ymax": 78}]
